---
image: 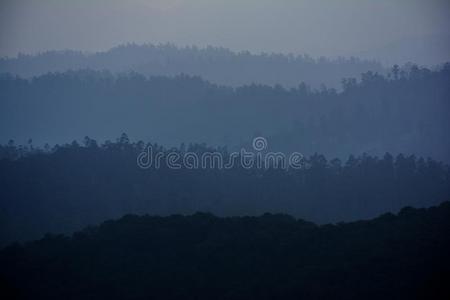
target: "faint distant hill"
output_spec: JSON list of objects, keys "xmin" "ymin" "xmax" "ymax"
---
[
  {"xmin": 356, "ymin": 34, "xmax": 450, "ymax": 67},
  {"xmin": 0, "ymin": 44, "xmax": 384, "ymax": 89}
]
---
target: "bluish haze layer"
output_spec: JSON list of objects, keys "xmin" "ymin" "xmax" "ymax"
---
[{"xmin": 1, "ymin": 0, "xmax": 449, "ymax": 65}]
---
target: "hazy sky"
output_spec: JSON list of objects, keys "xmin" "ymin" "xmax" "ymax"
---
[{"xmin": 1, "ymin": 0, "xmax": 449, "ymax": 64}]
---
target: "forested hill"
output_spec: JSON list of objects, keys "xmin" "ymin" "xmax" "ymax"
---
[
  {"xmin": 1, "ymin": 64, "xmax": 449, "ymax": 161},
  {"xmin": 0, "ymin": 44, "xmax": 384, "ymax": 89},
  {"xmin": 2, "ymin": 202, "xmax": 450, "ymax": 299},
  {"xmin": 1, "ymin": 138, "xmax": 449, "ymax": 246}
]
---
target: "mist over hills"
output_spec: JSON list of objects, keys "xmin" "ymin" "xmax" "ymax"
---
[
  {"xmin": 1, "ymin": 63, "xmax": 449, "ymax": 161},
  {"xmin": 1, "ymin": 2, "xmax": 450, "ymax": 298},
  {"xmin": 355, "ymin": 34, "xmax": 450, "ymax": 67},
  {"xmin": 0, "ymin": 44, "xmax": 384, "ymax": 89}
]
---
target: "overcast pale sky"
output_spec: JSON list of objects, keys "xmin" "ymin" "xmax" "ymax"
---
[{"xmin": 1, "ymin": 0, "xmax": 449, "ymax": 64}]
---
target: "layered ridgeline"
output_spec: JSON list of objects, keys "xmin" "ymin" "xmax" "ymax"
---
[
  {"xmin": 0, "ymin": 44, "xmax": 383, "ymax": 89},
  {"xmin": 0, "ymin": 64, "xmax": 449, "ymax": 161},
  {"xmin": 1, "ymin": 139, "xmax": 449, "ymax": 246},
  {"xmin": 1, "ymin": 202, "xmax": 450, "ymax": 299}
]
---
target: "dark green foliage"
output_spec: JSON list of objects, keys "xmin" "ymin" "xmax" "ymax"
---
[{"xmin": 1, "ymin": 202, "xmax": 450, "ymax": 299}]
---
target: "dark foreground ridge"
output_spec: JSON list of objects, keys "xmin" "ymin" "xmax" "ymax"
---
[{"xmin": 1, "ymin": 202, "xmax": 450, "ymax": 299}]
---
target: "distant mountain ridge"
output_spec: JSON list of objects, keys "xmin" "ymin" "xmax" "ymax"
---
[
  {"xmin": 355, "ymin": 34, "xmax": 450, "ymax": 67},
  {"xmin": 0, "ymin": 43, "xmax": 384, "ymax": 89}
]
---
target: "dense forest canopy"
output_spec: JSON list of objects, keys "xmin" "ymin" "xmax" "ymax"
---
[
  {"xmin": 0, "ymin": 44, "xmax": 384, "ymax": 89},
  {"xmin": 1, "ymin": 137, "xmax": 449, "ymax": 246},
  {"xmin": 2, "ymin": 202, "xmax": 449, "ymax": 299},
  {"xmin": 1, "ymin": 63, "xmax": 449, "ymax": 161}
]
